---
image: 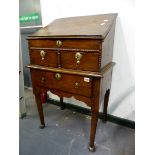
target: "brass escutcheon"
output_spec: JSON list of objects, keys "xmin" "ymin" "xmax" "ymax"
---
[
  {"xmin": 56, "ymin": 40, "xmax": 62, "ymax": 47},
  {"xmin": 75, "ymin": 52, "xmax": 82, "ymax": 64},
  {"xmin": 40, "ymin": 50, "xmax": 46, "ymax": 60},
  {"xmin": 75, "ymin": 82, "xmax": 79, "ymax": 88},
  {"xmin": 55, "ymin": 73, "xmax": 61, "ymax": 80},
  {"xmin": 41, "ymin": 77, "xmax": 45, "ymax": 83}
]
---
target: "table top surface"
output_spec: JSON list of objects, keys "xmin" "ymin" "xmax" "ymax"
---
[{"xmin": 29, "ymin": 13, "xmax": 117, "ymax": 39}]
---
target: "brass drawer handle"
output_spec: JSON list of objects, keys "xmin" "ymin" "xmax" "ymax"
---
[
  {"xmin": 75, "ymin": 82, "xmax": 80, "ymax": 88},
  {"xmin": 56, "ymin": 40, "xmax": 62, "ymax": 47},
  {"xmin": 40, "ymin": 50, "xmax": 46, "ymax": 60},
  {"xmin": 41, "ymin": 77, "xmax": 45, "ymax": 83},
  {"xmin": 75, "ymin": 52, "xmax": 82, "ymax": 64},
  {"xmin": 55, "ymin": 73, "xmax": 61, "ymax": 80}
]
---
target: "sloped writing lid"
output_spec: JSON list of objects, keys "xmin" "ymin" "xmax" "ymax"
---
[{"xmin": 29, "ymin": 13, "xmax": 117, "ymax": 39}]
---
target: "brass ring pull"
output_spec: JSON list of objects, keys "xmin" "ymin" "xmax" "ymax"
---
[
  {"xmin": 56, "ymin": 40, "xmax": 62, "ymax": 47},
  {"xmin": 40, "ymin": 50, "xmax": 46, "ymax": 60},
  {"xmin": 75, "ymin": 52, "xmax": 82, "ymax": 65},
  {"xmin": 75, "ymin": 82, "xmax": 79, "ymax": 88},
  {"xmin": 55, "ymin": 73, "xmax": 61, "ymax": 80}
]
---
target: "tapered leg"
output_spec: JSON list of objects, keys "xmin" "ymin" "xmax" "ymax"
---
[
  {"xmin": 35, "ymin": 93, "xmax": 45, "ymax": 129},
  {"xmin": 60, "ymin": 97, "xmax": 65, "ymax": 110},
  {"xmin": 40, "ymin": 92, "xmax": 47, "ymax": 103},
  {"xmin": 103, "ymin": 89, "xmax": 110, "ymax": 123},
  {"xmin": 88, "ymin": 78, "xmax": 100, "ymax": 152},
  {"xmin": 88, "ymin": 109, "xmax": 99, "ymax": 152}
]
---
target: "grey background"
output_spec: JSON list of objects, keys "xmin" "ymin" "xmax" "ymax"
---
[
  {"xmin": 20, "ymin": 0, "xmax": 42, "ymax": 86},
  {"xmin": 19, "ymin": 0, "xmax": 42, "ymax": 27}
]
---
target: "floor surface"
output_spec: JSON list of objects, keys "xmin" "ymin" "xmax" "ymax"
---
[{"xmin": 19, "ymin": 88, "xmax": 135, "ymax": 155}]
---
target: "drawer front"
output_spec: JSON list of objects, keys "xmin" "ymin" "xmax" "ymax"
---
[
  {"xmin": 29, "ymin": 49, "xmax": 57, "ymax": 67},
  {"xmin": 61, "ymin": 51, "xmax": 99, "ymax": 72},
  {"xmin": 31, "ymin": 70, "xmax": 92, "ymax": 97},
  {"xmin": 28, "ymin": 39, "xmax": 101, "ymax": 50}
]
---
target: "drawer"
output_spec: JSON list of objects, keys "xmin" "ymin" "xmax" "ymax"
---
[
  {"xmin": 61, "ymin": 51, "xmax": 99, "ymax": 72},
  {"xmin": 31, "ymin": 70, "xmax": 92, "ymax": 97},
  {"xmin": 29, "ymin": 49, "xmax": 57, "ymax": 67},
  {"xmin": 28, "ymin": 39, "xmax": 101, "ymax": 50}
]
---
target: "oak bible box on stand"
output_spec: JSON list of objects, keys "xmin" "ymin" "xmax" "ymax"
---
[{"xmin": 27, "ymin": 13, "xmax": 117, "ymax": 152}]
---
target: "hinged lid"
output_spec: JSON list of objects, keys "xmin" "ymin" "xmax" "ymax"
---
[{"xmin": 28, "ymin": 13, "xmax": 117, "ymax": 39}]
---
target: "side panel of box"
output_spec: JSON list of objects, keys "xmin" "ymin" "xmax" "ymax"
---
[{"xmin": 101, "ymin": 21, "xmax": 116, "ymax": 68}]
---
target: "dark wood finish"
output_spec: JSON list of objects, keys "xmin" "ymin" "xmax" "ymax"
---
[
  {"xmin": 27, "ymin": 14, "xmax": 117, "ymax": 152},
  {"xmin": 31, "ymin": 69, "xmax": 92, "ymax": 97},
  {"xmin": 29, "ymin": 49, "xmax": 57, "ymax": 67},
  {"xmin": 101, "ymin": 20, "xmax": 116, "ymax": 68},
  {"xmin": 89, "ymin": 78, "xmax": 100, "ymax": 152},
  {"xmin": 40, "ymin": 92, "xmax": 47, "ymax": 103},
  {"xmin": 103, "ymin": 89, "xmax": 110, "ymax": 122},
  {"xmin": 28, "ymin": 14, "xmax": 117, "ymax": 39},
  {"xmin": 28, "ymin": 39, "xmax": 102, "ymax": 50},
  {"xmin": 61, "ymin": 51, "xmax": 99, "ymax": 72},
  {"xmin": 57, "ymin": 50, "xmax": 61, "ymax": 68},
  {"xmin": 34, "ymin": 93, "xmax": 45, "ymax": 128},
  {"xmin": 99, "ymin": 69, "xmax": 113, "ymax": 123},
  {"xmin": 27, "ymin": 64, "xmax": 104, "ymax": 77},
  {"xmin": 60, "ymin": 97, "xmax": 65, "ymax": 110}
]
